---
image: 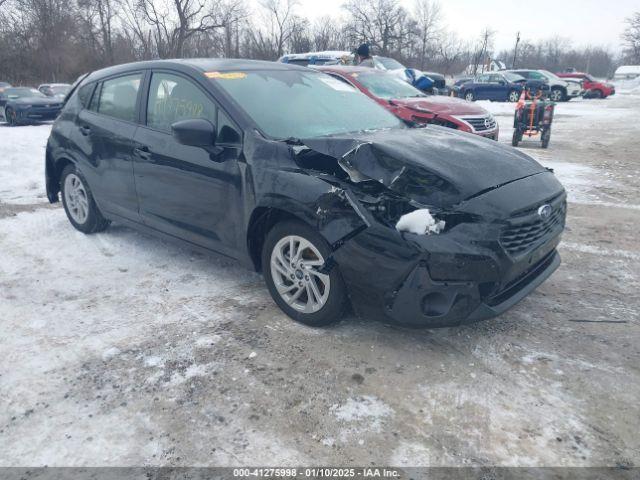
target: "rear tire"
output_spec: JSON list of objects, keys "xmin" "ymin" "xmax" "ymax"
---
[
  {"xmin": 262, "ymin": 220, "xmax": 348, "ymax": 327},
  {"xmin": 464, "ymin": 91, "xmax": 475, "ymax": 102},
  {"xmin": 508, "ymin": 90, "xmax": 520, "ymax": 102},
  {"xmin": 541, "ymin": 129, "xmax": 551, "ymax": 149},
  {"xmin": 60, "ymin": 164, "xmax": 110, "ymax": 234}
]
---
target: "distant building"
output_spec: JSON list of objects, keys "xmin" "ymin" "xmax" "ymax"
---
[{"xmin": 463, "ymin": 59, "xmax": 506, "ymax": 76}]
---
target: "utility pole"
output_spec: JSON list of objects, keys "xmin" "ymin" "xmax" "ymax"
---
[
  {"xmin": 480, "ymin": 29, "xmax": 490, "ymax": 73},
  {"xmin": 512, "ymin": 31, "xmax": 520, "ymax": 69}
]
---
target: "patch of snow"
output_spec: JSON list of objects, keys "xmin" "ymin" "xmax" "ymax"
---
[
  {"xmin": 331, "ymin": 395, "xmax": 393, "ymax": 432},
  {"xmin": 0, "ymin": 124, "xmax": 52, "ymax": 205},
  {"xmin": 396, "ymin": 209, "xmax": 445, "ymax": 235},
  {"xmin": 561, "ymin": 242, "xmax": 640, "ymax": 261},
  {"xmin": 144, "ymin": 355, "xmax": 164, "ymax": 367},
  {"xmin": 101, "ymin": 347, "xmax": 121, "ymax": 361}
]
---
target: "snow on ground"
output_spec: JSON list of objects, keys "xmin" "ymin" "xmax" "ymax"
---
[
  {"xmin": 0, "ymin": 122, "xmax": 52, "ymax": 205},
  {"xmin": 1, "ymin": 94, "xmax": 640, "ymax": 467}
]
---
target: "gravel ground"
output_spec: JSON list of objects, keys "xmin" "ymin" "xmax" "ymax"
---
[{"xmin": 1, "ymin": 93, "xmax": 639, "ymax": 467}]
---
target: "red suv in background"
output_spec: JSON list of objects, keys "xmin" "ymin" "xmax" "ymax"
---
[
  {"xmin": 556, "ymin": 72, "xmax": 615, "ymax": 98},
  {"xmin": 317, "ymin": 66, "xmax": 499, "ymax": 140}
]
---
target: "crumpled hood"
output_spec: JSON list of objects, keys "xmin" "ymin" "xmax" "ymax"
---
[
  {"xmin": 393, "ymin": 95, "xmax": 489, "ymax": 116},
  {"xmin": 302, "ymin": 126, "xmax": 547, "ymax": 207}
]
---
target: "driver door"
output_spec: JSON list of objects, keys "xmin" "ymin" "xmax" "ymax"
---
[{"xmin": 132, "ymin": 70, "xmax": 244, "ymax": 258}]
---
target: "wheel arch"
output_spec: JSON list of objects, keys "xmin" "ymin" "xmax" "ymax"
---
[
  {"xmin": 246, "ymin": 205, "xmax": 314, "ymax": 272},
  {"xmin": 46, "ymin": 152, "xmax": 75, "ymax": 203}
]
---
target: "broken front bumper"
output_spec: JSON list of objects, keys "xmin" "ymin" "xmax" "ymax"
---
[{"xmin": 331, "ymin": 174, "xmax": 566, "ymax": 328}]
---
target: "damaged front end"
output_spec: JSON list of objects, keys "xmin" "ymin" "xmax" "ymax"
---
[{"xmin": 285, "ymin": 127, "xmax": 565, "ymax": 327}]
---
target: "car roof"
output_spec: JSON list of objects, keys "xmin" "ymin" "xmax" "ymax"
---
[{"xmin": 85, "ymin": 58, "xmax": 310, "ymax": 83}]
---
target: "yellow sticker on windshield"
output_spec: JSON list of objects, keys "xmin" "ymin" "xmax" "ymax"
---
[{"xmin": 205, "ymin": 71, "xmax": 246, "ymax": 80}]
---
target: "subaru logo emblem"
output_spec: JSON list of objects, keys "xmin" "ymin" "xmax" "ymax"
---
[{"xmin": 538, "ymin": 204, "xmax": 552, "ymax": 219}]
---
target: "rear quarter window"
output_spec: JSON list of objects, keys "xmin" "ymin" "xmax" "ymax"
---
[{"xmin": 77, "ymin": 83, "xmax": 95, "ymax": 108}]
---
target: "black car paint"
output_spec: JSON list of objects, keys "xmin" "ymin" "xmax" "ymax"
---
[{"xmin": 46, "ymin": 59, "xmax": 566, "ymax": 327}]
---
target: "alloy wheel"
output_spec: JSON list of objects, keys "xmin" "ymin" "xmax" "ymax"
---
[
  {"xmin": 270, "ymin": 235, "xmax": 330, "ymax": 314},
  {"xmin": 550, "ymin": 89, "xmax": 563, "ymax": 102},
  {"xmin": 465, "ymin": 92, "xmax": 474, "ymax": 102},
  {"xmin": 64, "ymin": 173, "xmax": 90, "ymax": 224},
  {"xmin": 509, "ymin": 91, "xmax": 520, "ymax": 102}
]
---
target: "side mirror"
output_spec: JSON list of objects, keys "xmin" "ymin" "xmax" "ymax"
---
[{"xmin": 171, "ymin": 118, "xmax": 217, "ymax": 148}]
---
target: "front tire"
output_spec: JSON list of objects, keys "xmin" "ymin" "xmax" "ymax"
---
[
  {"xmin": 550, "ymin": 88, "xmax": 564, "ymax": 102},
  {"xmin": 512, "ymin": 129, "xmax": 522, "ymax": 147},
  {"xmin": 464, "ymin": 91, "xmax": 475, "ymax": 102},
  {"xmin": 5, "ymin": 107, "xmax": 17, "ymax": 126},
  {"xmin": 60, "ymin": 164, "xmax": 110, "ymax": 234},
  {"xmin": 262, "ymin": 220, "xmax": 348, "ymax": 326}
]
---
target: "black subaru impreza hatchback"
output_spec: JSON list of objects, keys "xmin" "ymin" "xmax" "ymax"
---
[{"xmin": 46, "ymin": 59, "xmax": 566, "ymax": 327}]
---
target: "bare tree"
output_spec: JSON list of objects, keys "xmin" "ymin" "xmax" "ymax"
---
[
  {"xmin": 135, "ymin": 0, "xmax": 235, "ymax": 57},
  {"xmin": 622, "ymin": 11, "xmax": 640, "ymax": 63},
  {"xmin": 471, "ymin": 27, "xmax": 494, "ymax": 74},
  {"xmin": 343, "ymin": 0, "xmax": 406, "ymax": 54},
  {"xmin": 252, "ymin": 0, "xmax": 301, "ymax": 58},
  {"xmin": 436, "ymin": 31, "xmax": 466, "ymax": 75},
  {"xmin": 412, "ymin": 0, "xmax": 440, "ymax": 69}
]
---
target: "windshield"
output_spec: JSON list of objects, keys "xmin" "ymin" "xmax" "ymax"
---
[
  {"xmin": 5, "ymin": 88, "xmax": 46, "ymax": 99},
  {"xmin": 355, "ymin": 72, "xmax": 425, "ymax": 99},
  {"xmin": 210, "ymin": 69, "xmax": 403, "ymax": 139},
  {"xmin": 540, "ymin": 70, "xmax": 560, "ymax": 81},
  {"xmin": 375, "ymin": 57, "xmax": 405, "ymax": 71},
  {"xmin": 51, "ymin": 85, "xmax": 71, "ymax": 95}
]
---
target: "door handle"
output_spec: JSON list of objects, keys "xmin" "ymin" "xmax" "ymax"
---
[
  {"xmin": 133, "ymin": 145, "xmax": 151, "ymax": 160},
  {"xmin": 79, "ymin": 125, "xmax": 91, "ymax": 136}
]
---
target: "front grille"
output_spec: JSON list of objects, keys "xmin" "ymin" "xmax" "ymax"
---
[
  {"xmin": 500, "ymin": 200, "xmax": 566, "ymax": 256},
  {"xmin": 462, "ymin": 115, "xmax": 496, "ymax": 132}
]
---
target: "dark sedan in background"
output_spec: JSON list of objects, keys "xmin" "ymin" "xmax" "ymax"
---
[
  {"xmin": 458, "ymin": 72, "xmax": 548, "ymax": 102},
  {"xmin": 0, "ymin": 87, "xmax": 63, "ymax": 125}
]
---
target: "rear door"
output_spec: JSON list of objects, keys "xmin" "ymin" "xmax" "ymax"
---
[
  {"xmin": 75, "ymin": 72, "xmax": 143, "ymax": 221},
  {"xmin": 132, "ymin": 70, "xmax": 243, "ymax": 258}
]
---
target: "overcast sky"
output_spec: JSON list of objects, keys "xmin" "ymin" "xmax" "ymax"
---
[{"xmin": 262, "ymin": 0, "xmax": 637, "ymax": 53}]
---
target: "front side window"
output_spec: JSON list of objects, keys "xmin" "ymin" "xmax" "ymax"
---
[
  {"xmin": 147, "ymin": 72, "xmax": 216, "ymax": 132},
  {"xmin": 96, "ymin": 74, "xmax": 142, "ymax": 122},
  {"xmin": 209, "ymin": 69, "xmax": 403, "ymax": 139}
]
